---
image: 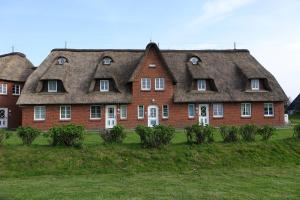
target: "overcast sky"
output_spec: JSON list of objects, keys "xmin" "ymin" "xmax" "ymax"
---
[{"xmin": 0, "ymin": 0, "xmax": 299, "ymax": 100}]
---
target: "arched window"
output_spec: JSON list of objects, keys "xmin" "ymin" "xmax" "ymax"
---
[
  {"xmin": 190, "ymin": 56, "xmax": 200, "ymax": 65},
  {"xmin": 57, "ymin": 57, "xmax": 68, "ymax": 65},
  {"xmin": 102, "ymin": 57, "xmax": 113, "ymax": 65}
]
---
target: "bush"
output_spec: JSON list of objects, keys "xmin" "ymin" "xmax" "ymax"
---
[
  {"xmin": 219, "ymin": 126, "xmax": 239, "ymax": 143},
  {"xmin": 239, "ymin": 124, "xmax": 258, "ymax": 142},
  {"xmin": 135, "ymin": 124, "xmax": 175, "ymax": 148},
  {"xmin": 16, "ymin": 126, "xmax": 41, "ymax": 145},
  {"xmin": 294, "ymin": 124, "xmax": 300, "ymax": 138},
  {"xmin": 47, "ymin": 124, "xmax": 85, "ymax": 147},
  {"xmin": 184, "ymin": 124, "xmax": 214, "ymax": 144},
  {"xmin": 0, "ymin": 129, "xmax": 10, "ymax": 146},
  {"xmin": 99, "ymin": 125, "xmax": 126, "ymax": 143},
  {"xmin": 258, "ymin": 125, "xmax": 276, "ymax": 141}
]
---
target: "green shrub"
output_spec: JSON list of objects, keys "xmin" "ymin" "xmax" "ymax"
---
[
  {"xmin": 99, "ymin": 125, "xmax": 126, "ymax": 143},
  {"xmin": 47, "ymin": 124, "xmax": 85, "ymax": 147},
  {"xmin": 16, "ymin": 126, "xmax": 41, "ymax": 145},
  {"xmin": 239, "ymin": 124, "xmax": 258, "ymax": 142},
  {"xmin": 219, "ymin": 126, "xmax": 239, "ymax": 143},
  {"xmin": 294, "ymin": 124, "xmax": 300, "ymax": 138},
  {"xmin": 258, "ymin": 125, "xmax": 276, "ymax": 141},
  {"xmin": 135, "ymin": 124, "xmax": 175, "ymax": 148},
  {"xmin": 184, "ymin": 124, "xmax": 214, "ymax": 144},
  {"xmin": 0, "ymin": 129, "xmax": 10, "ymax": 146}
]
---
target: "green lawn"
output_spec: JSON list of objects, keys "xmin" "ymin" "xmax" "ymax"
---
[{"xmin": 1, "ymin": 128, "xmax": 300, "ymax": 199}]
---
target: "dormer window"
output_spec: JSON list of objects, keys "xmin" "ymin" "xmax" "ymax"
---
[
  {"xmin": 251, "ymin": 79, "xmax": 260, "ymax": 90},
  {"xmin": 48, "ymin": 80, "xmax": 57, "ymax": 92},
  {"xmin": 197, "ymin": 79, "xmax": 206, "ymax": 91},
  {"xmin": 149, "ymin": 64, "xmax": 156, "ymax": 68},
  {"xmin": 190, "ymin": 57, "xmax": 200, "ymax": 65},
  {"xmin": 100, "ymin": 80, "xmax": 109, "ymax": 92},
  {"xmin": 103, "ymin": 57, "xmax": 112, "ymax": 65},
  {"xmin": 57, "ymin": 57, "xmax": 67, "ymax": 65}
]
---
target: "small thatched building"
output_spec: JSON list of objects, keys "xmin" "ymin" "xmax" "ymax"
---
[
  {"xmin": 0, "ymin": 52, "xmax": 35, "ymax": 129},
  {"xmin": 17, "ymin": 43, "xmax": 287, "ymax": 130}
]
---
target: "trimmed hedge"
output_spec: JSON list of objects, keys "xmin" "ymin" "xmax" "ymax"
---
[
  {"xmin": 219, "ymin": 126, "xmax": 239, "ymax": 143},
  {"xmin": 135, "ymin": 125, "xmax": 175, "ymax": 148},
  {"xmin": 99, "ymin": 125, "xmax": 126, "ymax": 143},
  {"xmin": 258, "ymin": 125, "xmax": 276, "ymax": 141},
  {"xmin": 47, "ymin": 124, "xmax": 85, "ymax": 147},
  {"xmin": 239, "ymin": 124, "xmax": 258, "ymax": 142},
  {"xmin": 185, "ymin": 124, "xmax": 214, "ymax": 144},
  {"xmin": 16, "ymin": 126, "xmax": 41, "ymax": 145}
]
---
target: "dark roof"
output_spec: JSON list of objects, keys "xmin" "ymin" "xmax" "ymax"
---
[
  {"xmin": 0, "ymin": 52, "xmax": 35, "ymax": 82},
  {"xmin": 17, "ymin": 43, "xmax": 287, "ymax": 105},
  {"xmin": 288, "ymin": 93, "xmax": 300, "ymax": 111}
]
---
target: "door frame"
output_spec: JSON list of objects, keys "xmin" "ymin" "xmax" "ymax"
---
[
  {"xmin": 0, "ymin": 108, "xmax": 8, "ymax": 128},
  {"xmin": 147, "ymin": 105, "xmax": 159, "ymax": 127},
  {"xmin": 105, "ymin": 105, "xmax": 117, "ymax": 129},
  {"xmin": 199, "ymin": 104, "xmax": 209, "ymax": 126}
]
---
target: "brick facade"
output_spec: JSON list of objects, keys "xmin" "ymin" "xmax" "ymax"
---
[
  {"xmin": 0, "ymin": 80, "xmax": 23, "ymax": 129},
  {"xmin": 20, "ymin": 48, "xmax": 285, "ymax": 130}
]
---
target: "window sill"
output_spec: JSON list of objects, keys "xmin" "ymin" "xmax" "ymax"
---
[
  {"xmin": 141, "ymin": 90, "xmax": 151, "ymax": 92},
  {"xmin": 60, "ymin": 119, "xmax": 71, "ymax": 122},
  {"xmin": 213, "ymin": 116, "xmax": 223, "ymax": 119},
  {"xmin": 155, "ymin": 89, "xmax": 165, "ymax": 91},
  {"xmin": 120, "ymin": 118, "xmax": 127, "ymax": 121},
  {"xmin": 90, "ymin": 118, "xmax": 101, "ymax": 121},
  {"xmin": 0, "ymin": 94, "xmax": 8, "ymax": 95},
  {"xmin": 33, "ymin": 119, "xmax": 45, "ymax": 122},
  {"xmin": 162, "ymin": 117, "xmax": 169, "ymax": 120},
  {"xmin": 188, "ymin": 117, "xmax": 195, "ymax": 120},
  {"xmin": 12, "ymin": 94, "xmax": 20, "ymax": 96},
  {"xmin": 137, "ymin": 118, "xmax": 144, "ymax": 120}
]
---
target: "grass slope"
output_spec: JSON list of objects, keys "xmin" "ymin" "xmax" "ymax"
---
[{"xmin": 0, "ymin": 129, "xmax": 299, "ymax": 199}]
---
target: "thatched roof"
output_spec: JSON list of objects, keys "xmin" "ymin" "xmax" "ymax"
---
[
  {"xmin": 0, "ymin": 52, "xmax": 35, "ymax": 82},
  {"xmin": 17, "ymin": 43, "xmax": 287, "ymax": 105}
]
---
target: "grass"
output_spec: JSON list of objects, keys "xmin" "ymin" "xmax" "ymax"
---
[
  {"xmin": 0, "ymin": 128, "xmax": 300, "ymax": 199},
  {"xmin": 290, "ymin": 114, "xmax": 300, "ymax": 124}
]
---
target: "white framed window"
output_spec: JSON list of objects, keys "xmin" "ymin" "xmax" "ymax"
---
[
  {"xmin": 137, "ymin": 105, "xmax": 144, "ymax": 119},
  {"xmin": 155, "ymin": 78, "xmax": 165, "ymax": 91},
  {"xmin": 12, "ymin": 84, "xmax": 21, "ymax": 95},
  {"xmin": 60, "ymin": 105, "xmax": 71, "ymax": 120},
  {"xmin": 190, "ymin": 57, "xmax": 199, "ymax": 65},
  {"xmin": 264, "ymin": 103, "xmax": 274, "ymax": 117},
  {"xmin": 197, "ymin": 80, "xmax": 206, "ymax": 91},
  {"xmin": 120, "ymin": 105, "xmax": 127, "ymax": 119},
  {"xmin": 57, "ymin": 57, "xmax": 67, "ymax": 65},
  {"xmin": 149, "ymin": 64, "xmax": 156, "ymax": 68},
  {"xmin": 241, "ymin": 103, "xmax": 251, "ymax": 117},
  {"xmin": 251, "ymin": 79, "xmax": 260, "ymax": 90},
  {"xmin": 162, "ymin": 105, "xmax": 169, "ymax": 119},
  {"xmin": 188, "ymin": 104, "xmax": 195, "ymax": 118},
  {"xmin": 90, "ymin": 105, "xmax": 101, "ymax": 119},
  {"xmin": 213, "ymin": 104, "xmax": 224, "ymax": 118},
  {"xmin": 100, "ymin": 80, "xmax": 109, "ymax": 92},
  {"xmin": 0, "ymin": 83, "xmax": 7, "ymax": 95},
  {"xmin": 103, "ymin": 57, "xmax": 112, "ymax": 65},
  {"xmin": 141, "ymin": 78, "xmax": 151, "ymax": 91},
  {"xmin": 48, "ymin": 80, "xmax": 57, "ymax": 92},
  {"xmin": 34, "ymin": 106, "xmax": 45, "ymax": 121}
]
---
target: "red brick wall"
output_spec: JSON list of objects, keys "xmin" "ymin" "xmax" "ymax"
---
[
  {"xmin": 0, "ymin": 80, "xmax": 23, "ymax": 129},
  {"xmin": 20, "ymin": 47, "xmax": 285, "ymax": 130}
]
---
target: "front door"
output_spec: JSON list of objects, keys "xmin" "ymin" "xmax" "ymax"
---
[
  {"xmin": 199, "ymin": 104, "xmax": 209, "ymax": 126},
  {"xmin": 148, "ymin": 105, "xmax": 159, "ymax": 127},
  {"xmin": 0, "ymin": 108, "xmax": 8, "ymax": 128},
  {"xmin": 105, "ymin": 105, "xmax": 116, "ymax": 129}
]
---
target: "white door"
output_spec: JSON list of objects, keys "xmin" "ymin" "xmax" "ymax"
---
[
  {"xmin": 105, "ymin": 105, "xmax": 116, "ymax": 129},
  {"xmin": 0, "ymin": 108, "xmax": 8, "ymax": 128},
  {"xmin": 199, "ymin": 104, "xmax": 209, "ymax": 126},
  {"xmin": 148, "ymin": 105, "xmax": 159, "ymax": 127}
]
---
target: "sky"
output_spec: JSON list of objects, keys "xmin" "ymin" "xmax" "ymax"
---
[{"xmin": 0, "ymin": 0, "xmax": 299, "ymax": 100}]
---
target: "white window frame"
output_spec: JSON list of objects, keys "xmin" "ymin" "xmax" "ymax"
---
[
  {"xmin": 0, "ymin": 83, "xmax": 7, "ymax": 95},
  {"xmin": 155, "ymin": 78, "xmax": 165, "ymax": 91},
  {"xmin": 57, "ymin": 57, "xmax": 67, "ymax": 65},
  {"xmin": 149, "ymin": 64, "xmax": 156, "ymax": 68},
  {"xmin": 90, "ymin": 105, "xmax": 101, "ymax": 119},
  {"xmin": 60, "ymin": 105, "xmax": 71, "ymax": 120},
  {"xmin": 241, "ymin": 103, "xmax": 252, "ymax": 117},
  {"xmin": 190, "ymin": 57, "xmax": 199, "ymax": 65},
  {"xmin": 188, "ymin": 104, "xmax": 195, "ymax": 118},
  {"xmin": 12, "ymin": 84, "xmax": 21, "ymax": 95},
  {"xmin": 48, "ymin": 80, "xmax": 57, "ymax": 93},
  {"xmin": 120, "ymin": 105, "xmax": 127, "ymax": 119},
  {"xmin": 141, "ymin": 78, "xmax": 151, "ymax": 91},
  {"xmin": 162, "ymin": 105, "xmax": 169, "ymax": 119},
  {"xmin": 197, "ymin": 80, "xmax": 206, "ymax": 91},
  {"xmin": 137, "ymin": 105, "xmax": 144, "ymax": 119},
  {"xmin": 213, "ymin": 104, "xmax": 224, "ymax": 118},
  {"xmin": 100, "ymin": 80, "xmax": 109, "ymax": 92},
  {"xmin": 264, "ymin": 103, "xmax": 274, "ymax": 117},
  {"xmin": 103, "ymin": 57, "xmax": 112, "ymax": 65},
  {"xmin": 251, "ymin": 79, "xmax": 260, "ymax": 90},
  {"xmin": 34, "ymin": 106, "xmax": 46, "ymax": 121}
]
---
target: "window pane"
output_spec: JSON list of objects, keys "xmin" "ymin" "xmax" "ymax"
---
[
  {"xmin": 163, "ymin": 105, "xmax": 169, "ymax": 118},
  {"xmin": 188, "ymin": 104, "xmax": 195, "ymax": 117},
  {"xmin": 120, "ymin": 105, "xmax": 127, "ymax": 119},
  {"xmin": 138, "ymin": 105, "xmax": 144, "ymax": 118},
  {"xmin": 91, "ymin": 106, "xmax": 101, "ymax": 119}
]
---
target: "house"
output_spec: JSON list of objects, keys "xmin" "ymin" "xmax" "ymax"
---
[
  {"xmin": 287, "ymin": 93, "xmax": 300, "ymax": 114},
  {"xmin": 17, "ymin": 43, "xmax": 287, "ymax": 130},
  {"xmin": 0, "ymin": 52, "xmax": 35, "ymax": 129}
]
